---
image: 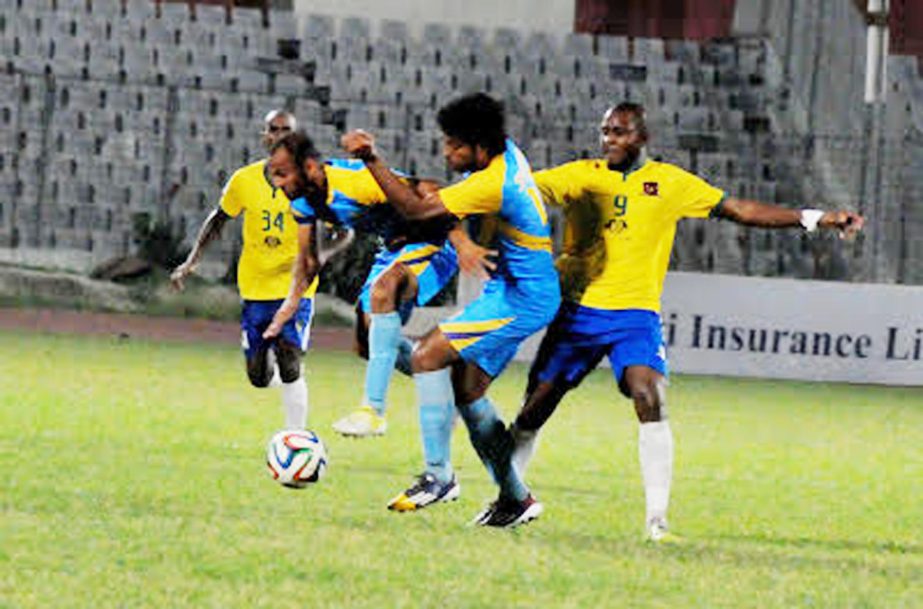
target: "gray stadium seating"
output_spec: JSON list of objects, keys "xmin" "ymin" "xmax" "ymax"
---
[{"xmin": 0, "ymin": 3, "xmax": 916, "ymax": 282}]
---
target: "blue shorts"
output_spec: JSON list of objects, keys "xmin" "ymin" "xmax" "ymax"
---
[
  {"xmin": 440, "ymin": 276, "xmax": 560, "ymax": 378},
  {"xmin": 358, "ymin": 242, "xmax": 458, "ymax": 322},
  {"xmin": 240, "ymin": 298, "xmax": 314, "ymax": 360},
  {"xmin": 530, "ymin": 303, "xmax": 667, "ymax": 391}
]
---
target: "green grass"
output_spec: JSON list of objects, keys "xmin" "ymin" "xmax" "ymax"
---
[{"xmin": 1, "ymin": 330, "xmax": 921, "ymax": 608}]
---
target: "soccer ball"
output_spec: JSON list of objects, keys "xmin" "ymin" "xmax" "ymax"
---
[{"xmin": 266, "ymin": 429, "xmax": 328, "ymax": 488}]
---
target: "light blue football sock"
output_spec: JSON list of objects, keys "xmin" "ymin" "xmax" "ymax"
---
[
  {"xmin": 459, "ymin": 396, "xmax": 528, "ymax": 502},
  {"xmin": 394, "ymin": 337, "xmax": 413, "ymax": 377},
  {"xmin": 364, "ymin": 312, "xmax": 402, "ymax": 415},
  {"xmin": 414, "ymin": 369, "xmax": 455, "ymax": 484}
]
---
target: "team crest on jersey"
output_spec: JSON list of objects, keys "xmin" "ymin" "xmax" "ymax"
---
[
  {"xmin": 264, "ymin": 236, "xmax": 282, "ymax": 248},
  {"xmin": 604, "ymin": 218, "xmax": 628, "ymax": 235},
  {"xmin": 643, "ymin": 182, "xmax": 659, "ymax": 196}
]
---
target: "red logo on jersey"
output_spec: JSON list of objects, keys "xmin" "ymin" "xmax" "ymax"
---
[{"xmin": 643, "ymin": 182, "xmax": 659, "ymax": 196}]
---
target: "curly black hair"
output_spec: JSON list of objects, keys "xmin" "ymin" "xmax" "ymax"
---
[{"xmin": 436, "ymin": 93, "xmax": 507, "ymax": 157}]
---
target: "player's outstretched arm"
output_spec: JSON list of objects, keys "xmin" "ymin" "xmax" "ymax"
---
[
  {"xmin": 342, "ymin": 130, "xmax": 450, "ymax": 221},
  {"xmin": 264, "ymin": 222, "xmax": 320, "ymax": 339},
  {"xmin": 170, "ymin": 208, "xmax": 230, "ymax": 291},
  {"xmin": 718, "ymin": 198, "xmax": 864, "ymax": 238}
]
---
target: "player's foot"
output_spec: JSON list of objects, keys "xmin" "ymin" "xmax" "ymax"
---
[
  {"xmin": 646, "ymin": 518, "xmax": 683, "ymax": 544},
  {"xmin": 471, "ymin": 494, "xmax": 543, "ymax": 528},
  {"xmin": 332, "ymin": 406, "xmax": 387, "ymax": 437},
  {"xmin": 387, "ymin": 472, "xmax": 460, "ymax": 512}
]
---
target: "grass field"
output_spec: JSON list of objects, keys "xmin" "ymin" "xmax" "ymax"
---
[{"xmin": 1, "ymin": 329, "xmax": 921, "ymax": 608}]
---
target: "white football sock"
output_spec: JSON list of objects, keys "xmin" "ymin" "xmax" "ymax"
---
[
  {"xmin": 638, "ymin": 420, "xmax": 673, "ymax": 528},
  {"xmin": 268, "ymin": 366, "xmax": 283, "ymax": 388},
  {"xmin": 511, "ymin": 426, "xmax": 540, "ymax": 477},
  {"xmin": 282, "ymin": 377, "xmax": 308, "ymax": 429}
]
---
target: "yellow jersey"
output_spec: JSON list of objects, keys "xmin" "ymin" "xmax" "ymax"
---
[
  {"xmin": 534, "ymin": 158, "xmax": 724, "ymax": 312},
  {"xmin": 219, "ymin": 160, "xmax": 318, "ymax": 300}
]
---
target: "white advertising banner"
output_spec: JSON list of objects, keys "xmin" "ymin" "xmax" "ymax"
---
[
  {"xmin": 658, "ymin": 272, "xmax": 923, "ymax": 386},
  {"xmin": 413, "ymin": 272, "xmax": 923, "ymax": 386}
]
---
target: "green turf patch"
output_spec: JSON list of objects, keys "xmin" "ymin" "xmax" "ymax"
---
[{"xmin": 1, "ymin": 331, "xmax": 920, "ymax": 608}]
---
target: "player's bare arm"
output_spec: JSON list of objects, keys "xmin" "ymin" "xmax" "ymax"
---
[
  {"xmin": 264, "ymin": 222, "xmax": 319, "ymax": 339},
  {"xmin": 342, "ymin": 129, "xmax": 450, "ymax": 221},
  {"xmin": 170, "ymin": 208, "xmax": 230, "ymax": 291},
  {"xmin": 718, "ymin": 198, "xmax": 864, "ymax": 238}
]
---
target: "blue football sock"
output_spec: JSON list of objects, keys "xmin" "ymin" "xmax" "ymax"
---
[
  {"xmin": 364, "ymin": 312, "xmax": 402, "ymax": 415},
  {"xmin": 414, "ymin": 369, "xmax": 455, "ymax": 484},
  {"xmin": 459, "ymin": 396, "xmax": 528, "ymax": 502},
  {"xmin": 394, "ymin": 337, "xmax": 413, "ymax": 377}
]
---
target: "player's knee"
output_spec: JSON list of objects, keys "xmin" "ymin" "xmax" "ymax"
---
[
  {"xmin": 247, "ymin": 360, "xmax": 272, "ymax": 388},
  {"xmin": 410, "ymin": 344, "xmax": 434, "ymax": 373},
  {"xmin": 275, "ymin": 343, "xmax": 302, "ymax": 383},
  {"xmin": 370, "ymin": 268, "xmax": 405, "ymax": 312},
  {"xmin": 630, "ymin": 383, "xmax": 663, "ymax": 423},
  {"xmin": 411, "ymin": 339, "xmax": 448, "ymax": 374}
]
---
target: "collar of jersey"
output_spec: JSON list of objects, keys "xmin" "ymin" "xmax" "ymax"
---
[{"xmin": 603, "ymin": 152, "xmax": 649, "ymax": 180}]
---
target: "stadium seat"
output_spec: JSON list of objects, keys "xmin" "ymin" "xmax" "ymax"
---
[
  {"xmin": 563, "ymin": 33, "xmax": 593, "ymax": 58},
  {"xmin": 422, "ymin": 22, "xmax": 452, "ymax": 48},
  {"xmin": 633, "ymin": 37, "xmax": 664, "ymax": 64}
]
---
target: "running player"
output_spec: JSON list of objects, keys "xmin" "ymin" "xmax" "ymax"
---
[
  {"xmin": 342, "ymin": 93, "xmax": 561, "ymax": 528},
  {"xmin": 171, "ymin": 110, "xmax": 343, "ymax": 431},
  {"xmin": 493, "ymin": 102, "xmax": 864, "ymax": 541}
]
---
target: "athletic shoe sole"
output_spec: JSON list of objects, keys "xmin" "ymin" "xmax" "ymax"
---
[{"xmin": 388, "ymin": 481, "xmax": 461, "ymax": 512}]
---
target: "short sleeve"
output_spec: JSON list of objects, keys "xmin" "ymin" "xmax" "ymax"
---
[
  {"xmin": 349, "ymin": 167, "xmax": 391, "ymax": 206},
  {"xmin": 533, "ymin": 163, "xmax": 582, "ymax": 209},
  {"xmin": 290, "ymin": 197, "xmax": 317, "ymax": 225},
  {"xmin": 669, "ymin": 166, "xmax": 725, "ymax": 219},
  {"xmin": 437, "ymin": 162, "xmax": 504, "ymax": 219},
  {"xmin": 218, "ymin": 171, "xmax": 245, "ymax": 217}
]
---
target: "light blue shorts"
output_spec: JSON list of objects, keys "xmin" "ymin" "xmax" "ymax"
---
[
  {"xmin": 357, "ymin": 242, "xmax": 458, "ymax": 322},
  {"xmin": 439, "ymin": 275, "xmax": 560, "ymax": 378}
]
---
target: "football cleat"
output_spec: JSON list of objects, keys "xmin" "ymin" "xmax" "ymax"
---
[
  {"xmin": 387, "ymin": 472, "xmax": 460, "ymax": 512},
  {"xmin": 646, "ymin": 519, "xmax": 684, "ymax": 545},
  {"xmin": 472, "ymin": 494, "xmax": 543, "ymax": 528},
  {"xmin": 332, "ymin": 406, "xmax": 387, "ymax": 437}
]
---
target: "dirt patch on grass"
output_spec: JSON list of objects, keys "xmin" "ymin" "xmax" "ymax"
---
[{"xmin": 0, "ymin": 307, "xmax": 354, "ymax": 351}]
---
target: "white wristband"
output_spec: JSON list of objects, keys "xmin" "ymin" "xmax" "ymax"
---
[{"xmin": 800, "ymin": 209, "xmax": 824, "ymax": 232}]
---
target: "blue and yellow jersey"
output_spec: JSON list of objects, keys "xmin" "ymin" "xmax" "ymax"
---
[
  {"xmin": 439, "ymin": 139, "xmax": 556, "ymax": 282},
  {"xmin": 290, "ymin": 159, "xmax": 414, "ymax": 242},
  {"xmin": 534, "ymin": 158, "xmax": 724, "ymax": 311},
  {"xmin": 219, "ymin": 160, "xmax": 317, "ymax": 301}
]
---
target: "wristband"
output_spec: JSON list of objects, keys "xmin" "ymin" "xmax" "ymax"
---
[{"xmin": 800, "ymin": 209, "xmax": 824, "ymax": 232}]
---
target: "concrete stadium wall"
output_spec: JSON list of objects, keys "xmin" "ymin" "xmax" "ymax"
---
[
  {"xmin": 292, "ymin": 0, "xmax": 575, "ymax": 34},
  {"xmin": 732, "ymin": 0, "xmax": 923, "ymax": 285}
]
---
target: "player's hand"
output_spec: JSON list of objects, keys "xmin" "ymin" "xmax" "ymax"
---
[
  {"xmin": 263, "ymin": 315, "xmax": 286, "ymax": 340},
  {"xmin": 263, "ymin": 303, "xmax": 296, "ymax": 339},
  {"xmin": 456, "ymin": 240, "xmax": 498, "ymax": 281},
  {"xmin": 169, "ymin": 261, "xmax": 196, "ymax": 291},
  {"xmin": 820, "ymin": 210, "xmax": 864, "ymax": 239},
  {"xmin": 341, "ymin": 130, "xmax": 377, "ymax": 162}
]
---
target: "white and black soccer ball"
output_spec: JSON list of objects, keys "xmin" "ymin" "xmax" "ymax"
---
[{"xmin": 266, "ymin": 429, "xmax": 327, "ymax": 488}]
